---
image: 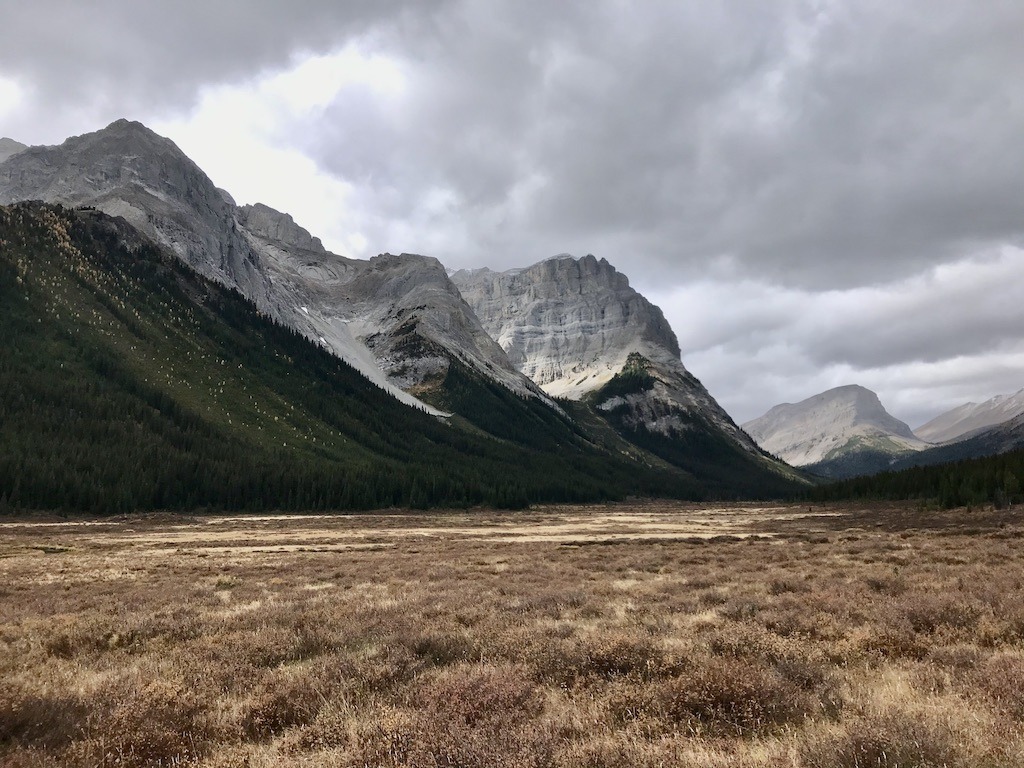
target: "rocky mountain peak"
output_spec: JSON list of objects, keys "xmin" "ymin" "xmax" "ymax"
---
[
  {"xmin": 0, "ymin": 119, "xmax": 273, "ymax": 310},
  {"xmin": 915, "ymin": 387, "xmax": 1024, "ymax": 444},
  {"xmin": 237, "ymin": 203, "xmax": 325, "ymax": 254},
  {"xmin": 743, "ymin": 385, "xmax": 926, "ymax": 467},
  {"xmin": 452, "ymin": 254, "xmax": 681, "ymax": 398}
]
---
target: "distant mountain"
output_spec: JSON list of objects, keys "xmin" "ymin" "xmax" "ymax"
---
[
  {"xmin": 893, "ymin": 412, "xmax": 1024, "ymax": 471},
  {"xmin": 743, "ymin": 385, "xmax": 928, "ymax": 478},
  {"xmin": 452, "ymin": 258, "xmax": 801, "ymax": 489},
  {"xmin": 0, "ymin": 138, "xmax": 26, "ymax": 164},
  {"xmin": 914, "ymin": 388, "xmax": 1024, "ymax": 444}
]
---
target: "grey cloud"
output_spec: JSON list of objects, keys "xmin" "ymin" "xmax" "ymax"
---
[
  {"xmin": 0, "ymin": 0, "xmax": 445, "ymax": 141},
  {"xmin": 264, "ymin": 0, "xmax": 1024, "ymax": 291},
  {"xmin": 5, "ymin": 0, "xmax": 1024, "ymax": 423}
]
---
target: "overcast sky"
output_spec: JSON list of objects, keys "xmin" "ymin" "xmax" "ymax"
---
[{"xmin": 2, "ymin": 0, "xmax": 1023, "ymax": 426}]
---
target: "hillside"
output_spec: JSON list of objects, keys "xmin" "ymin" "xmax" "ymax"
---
[
  {"xmin": 915, "ymin": 389, "xmax": 1024, "ymax": 444},
  {"xmin": 1, "ymin": 202, "xmax": 728, "ymax": 513}
]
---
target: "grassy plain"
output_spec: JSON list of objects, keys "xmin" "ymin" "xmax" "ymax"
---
[{"xmin": 2, "ymin": 502, "xmax": 1024, "ymax": 766}]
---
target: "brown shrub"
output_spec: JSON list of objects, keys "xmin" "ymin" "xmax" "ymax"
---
[
  {"xmin": 971, "ymin": 654, "xmax": 1024, "ymax": 720},
  {"xmin": 0, "ymin": 685, "xmax": 88, "ymax": 750},
  {"xmin": 353, "ymin": 664, "xmax": 556, "ymax": 768},
  {"xmin": 653, "ymin": 655, "xmax": 811, "ymax": 736},
  {"xmin": 240, "ymin": 672, "xmax": 326, "ymax": 741},
  {"xmin": 800, "ymin": 710, "xmax": 961, "ymax": 768},
  {"xmin": 85, "ymin": 677, "xmax": 214, "ymax": 767}
]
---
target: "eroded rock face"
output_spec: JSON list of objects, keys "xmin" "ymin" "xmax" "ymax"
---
[
  {"xmin": 452, "ymin": 255, "xmax": 759, "ymax": 451},
  {"xmin": 0, "ymin": 138, "xmax": 26, "ymax": 164},
  {"xmin": 743, "ymin": 385, "xmax": 928, "ymax": 466},
  {"xmin": 452, "ymin": 255, "xmax": 681, "ymax": 398},
  {"xmin": 0, "ymin": 120, "xmax": 274, "ymax": 311},
  {"xmin": 914, "ymin": 388, "xmax": 1024, "ymax": 444},
  {"xmin": 239, "ymin": 205, "xmax": 543, "ymax": 405}
]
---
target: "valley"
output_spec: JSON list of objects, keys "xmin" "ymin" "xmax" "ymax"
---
[{"xmin": 3, "ymin": 501, "xmax": 1023, "ymax": 766}]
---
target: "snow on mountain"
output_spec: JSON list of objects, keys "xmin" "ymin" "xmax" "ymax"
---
[
  {"xmin": 451, "ymin": 255, "xmax": 761, "ymax": 453},
  {"xmin": 0, "ymin": 138, "xmax": 27, "ymax": 164},
  {"xmin": 914, "ymin": 388, "xmax": 1024, "ymax": 444},
  {"xmin": 743, "ymin": 385, "xmax": 929, "ymax": 467}
]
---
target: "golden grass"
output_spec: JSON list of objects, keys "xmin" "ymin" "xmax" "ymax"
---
[{"xmin": 2, "ymin": 501, "xmax": 1024, "ymax": 766}]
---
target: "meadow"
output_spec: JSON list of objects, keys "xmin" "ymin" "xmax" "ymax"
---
[{"xmin": 2, "ymin": 501, "xmax": 1024, "ymax": 766}]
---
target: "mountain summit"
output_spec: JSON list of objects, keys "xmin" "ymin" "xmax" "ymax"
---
[{"xmin": 743, "ymin": 385, "xmax": 928, "ymax": 477}]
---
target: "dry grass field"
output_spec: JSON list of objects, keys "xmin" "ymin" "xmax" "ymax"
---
[{"xmin": 2, "ymin": 501, "xmax": 1024, "ymax": 767}]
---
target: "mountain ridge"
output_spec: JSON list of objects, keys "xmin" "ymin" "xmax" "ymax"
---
[
  {"xmin": 743, "ymin": 385, "xmax": 928, "ymax": 476},
  {"xmin": 914, "ymin": 388, "xmax": 1024, "ymax": 444}
]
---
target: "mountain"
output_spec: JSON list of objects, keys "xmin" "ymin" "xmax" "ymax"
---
[
  {"xmin": 451, "ymin": 257, "xmax": 801, "ymax": 490},
  {"xmin": 0, "ymin": 119, "xmax": 545, "ymax": 422},
  {"xmin": 892, "ymin": 412, "xmax": 1024, "ymax": 471},
  {"xmin": 0, "ymin": 138, "xmax": 26, "ymax": 163},
  {"xmin": 0, "ymin": 119, "xmax": 804, "ymax": 498},
  {"xmin": 1, "ymin": 201, "xmax": 712, "ymax": 512},
  {"xmin": 236, "ymin": 203, "xmax": 545, "ymax": 411},
  {"xmin": 914, "ymin": 388, "xmax": 1024, "ymax": 444},
  {"xmin": 743, "ymin": 385, "xmax": 929, "ymax": 478}
]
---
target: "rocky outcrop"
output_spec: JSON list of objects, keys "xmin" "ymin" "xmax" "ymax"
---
[
  {"xmin": 238, "ymin": 203, "xmax": 544, "ymax": 405},
  {"xmin": 452, "ymin": 255, "xmax": 762, "ymax": 453},
  {"xmin": 0, "ymin": 138, "xmax": 26, "ymax": 164},
  {"xmin": 743, "ymin": 385, "xmax": 928, "ymax": 467},
  {"xmin": 0, "ymin": 120, "xmax": 273, "ymax": 310},
  {"xmin": 453, "ymin": 255, "xmax": 681, "ymax": 398}
]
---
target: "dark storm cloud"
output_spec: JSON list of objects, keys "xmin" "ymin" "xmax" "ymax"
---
[{"xmin": 242, "ymin": 0, "xmax": 1024, "ymax": 292}]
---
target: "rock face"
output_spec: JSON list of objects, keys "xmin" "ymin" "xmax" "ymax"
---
[
  {"xmin": 238, "ymin": 203, "xmax": 543, "ymax": 405},
  {"xmin": 453, "ymin": 255, "xmax": 680, "ymax": 397},
  {"xmin": 914, "ymin": 388, "xmax": 1024, "ymax": 444},
  {"xmin": 0, "ymin": 120, "xmax": 273, "ymax": 309},
  {"xmin": 743, "ymin": 385, "xmax": 928, "ymax": 467},
  {"xmin": 452, "ymin": 256, "xmax": 761, "ymax": 452},
  {"xmin": 0, "ymin": 138, "xmax": 26, "ymax": 164},
  {"xmin": 0, "ymin": 120, "xmax": 543, "ymax": 415}
]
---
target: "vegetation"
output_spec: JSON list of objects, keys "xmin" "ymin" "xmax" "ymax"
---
[
  {"xmin": 0, "ymin": 202, "xmax": 717, "ymax": 513},
  {"xmin": 585, "ymin": 351, "xmax": 656, "ymax": 402},
  {"xmin": 2, "ymin": 502, "xmax": 1023, "ymax": 766},
  {"xmin": 585, "ymin": 355, "xmax": 801, "ymax": 498},
  {"xmin": 810, "ymin": 445, "xmax": 1024, "ymax": 509}
]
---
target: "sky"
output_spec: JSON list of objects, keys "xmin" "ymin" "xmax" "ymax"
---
[{"xmin": 2, "ymin": 0, "xmax": 1023, "ymax": 427}]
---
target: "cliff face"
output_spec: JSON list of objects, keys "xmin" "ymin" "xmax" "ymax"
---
[
  {"xmin": 239, "ymin": 203, "xmax": 543, "ymax": 404},
  {"xmin": 452, "ymin": 255, "xmax": 763, "ymax": 454},
  {"xmin": 453, "ymin": 255, "xmax": 681, "ymax": 398},
  {"xmin": 0, "ymin": 138, "xmax": 27, "ymax": 164}
]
